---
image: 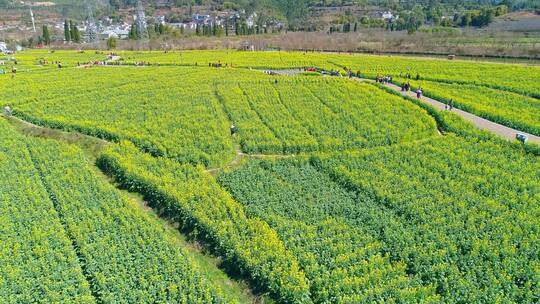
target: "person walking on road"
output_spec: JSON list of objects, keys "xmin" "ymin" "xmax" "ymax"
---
[
  {"xmin": 416, "ymin": 88, "xmax": 423, "ymax": 99},
  {"xmin": 449, "ymin": 99, "xmax": 454, "ymax": 111}
]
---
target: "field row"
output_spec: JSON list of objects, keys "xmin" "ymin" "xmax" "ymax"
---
[
  {"xmin": 2, "ymin": 67, "xmax": 439, "ymax": 167},
  {"xmin": 219, "ymin": 134, "xmax": 540, "ymax": 303},
  {"xmin": 5, "ymin": 50, "xmax": 539, "ymax": 142},
  {"xmin": 12, "ymin": 50, "xmax": 539, "ymax": 98},
  {"xmin": 106, "ymin": 50, "xmax": 540, "ymax": 97},
  {"xmin": 0, "ymin": 119, "xmax": 226, "ymax": 303}
]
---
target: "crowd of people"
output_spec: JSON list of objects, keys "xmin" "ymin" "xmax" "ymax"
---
[
  {"xmin": 399, "ymin": 72, "xmax": 421, "ymax": 80},
  {"xmin": 209, "ymin": 62, "xmax": 229, "ymax": 68},
  {"xmin": 401, "ymin": 82, "xmax": 411, "ymax": 91},
  {"xmin": 376, "ymin": 75, "xmax": 393, "ymax": 84}
]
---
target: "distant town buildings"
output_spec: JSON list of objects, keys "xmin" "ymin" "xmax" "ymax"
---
[{"xmin": 0, "ymin": 7, "xmax": 285, "ymax": 43}]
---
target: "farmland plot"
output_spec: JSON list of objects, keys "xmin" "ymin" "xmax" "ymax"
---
[
  {"xmin": 218, "ymin": 160, "xmax": 439, "ymax": 303},
  {"xmin": 0, "ymin": 120, "xmax": 94, "ymax": 303},
  {"xmin": 0, "ymin": 120, "xmax": 225, "ymax": 303},
  {"xmin": 314, "ymin": 135, "xmax": 540, "ymax": 303},
  {"xmin": 219, "ymin": 134, "xmax": 540, "ymax": 303},
  {"xmin": 98, "ymin": 141, "xmax": 312, "ymax": 303},
  {"xmin": 4, "ymin": 67, "xmax": 438, "ymax": 166}
]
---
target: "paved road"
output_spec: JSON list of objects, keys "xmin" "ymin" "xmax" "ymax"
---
[{"xmin": 383, "ymin": 82, "xmax": 540, "ymax": 145}]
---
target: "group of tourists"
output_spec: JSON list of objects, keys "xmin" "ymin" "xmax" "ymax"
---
[
  {"xmin": 401, "ymin": 82, "xmax": 411, "ymax": 92},
  {"xmin": 77, "ymin": 61, "xmax": 106, "ymax": 68},
  {"xmin": 376, "ymin": 75, "xmax": 392, "ymax": 84},
  {"xmin": 209, "ymin": 62, "xmax": 226, "ymax": 68},
  {"xmin": 400, "ymin": 72, "xmax": 421, "ymax": 80}
]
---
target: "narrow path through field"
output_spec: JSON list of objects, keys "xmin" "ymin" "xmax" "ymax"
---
[
  {"xmin": 366, "ymin": 80, "xmax": 540, "ymax": 145},
  {"xmin": 206, "ymin": 142, "xmax": 298, "ymax": 175}
]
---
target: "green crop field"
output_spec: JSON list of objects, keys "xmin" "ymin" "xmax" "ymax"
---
[
  {"xmin": 0, "ymin": 120, "xmax": 225, "ymax": 303},
  {"xmin": 100, "ymin": 50, "xmax": 540, "ymax": 133},
  {"xmin": 0, "ymin": 49, "xmax": 539, "ymax": 303},
  {"xmin": 0, "ymin": 66, "xmax": 438, "ymax": 166},
  {"xmin": 218, "ymin": 134, "xmax": 540, "ymax": 303}
]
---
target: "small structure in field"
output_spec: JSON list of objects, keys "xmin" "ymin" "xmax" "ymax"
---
[
  {"xmin": 241, "ymin": 41, "xmax": 256, "ymax": 51},
  {"xmin": 448, "ymin": 54, "xmax": 456, "ymax": 60},
  {"xmin": 3, "ymin": 106, "xmax": 12, "ymax": 116}
]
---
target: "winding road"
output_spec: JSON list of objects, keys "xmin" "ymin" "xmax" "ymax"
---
[
  {"xmin": 264, "ymin": 67, "xmax": 539, "ymax": 145},
  {"xmin": 381, "ymin": 82, "xmax": 540, "ymax": 145}
]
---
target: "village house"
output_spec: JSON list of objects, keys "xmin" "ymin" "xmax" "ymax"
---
[
  {"xmin": 0, "ymin": 42, "xmax": 7, "ymax": 53},
  {"xmin": 100, "ymin": 28, "xmax": 129, "ymax": 40}
]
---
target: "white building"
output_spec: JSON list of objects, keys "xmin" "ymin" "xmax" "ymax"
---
[{"xmin": 100, "ymin": 29, "xmax": 129, "ymax": 40}]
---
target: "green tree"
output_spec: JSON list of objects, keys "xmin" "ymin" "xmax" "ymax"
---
[
  {"xmin": 129, "ymin": 24, "xmax": 137, "ymax": 40},
  {"xmin": 69, "ymin": 21, "xmax": 81, "ymax": 43},
  {"xmin": 107, "ymin": 37, "xmax": 117, "ymax": 50},
  {"xmin": 72, "ymin": 25, "xmax": 81, "ymax": 43},
  {"xmin": 42, "ymin": 25, "xmax": 51, "ymax": 45},
  {"xmin": 64, "ymin": 20, "xmax": 71, "ymax": 42}
]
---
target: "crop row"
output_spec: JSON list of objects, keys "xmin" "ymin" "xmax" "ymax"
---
[
  {"xmin": 11, "ymin": 50, "xmax": 540, "ymax": 99},
  {"xmin": 327, "ymin": 54, "xmax": 540, "ymax": 98},
  {"xmin": 101, "ymin": 50, "xmax": 540, "ymax": 98},
  {"xmin": 218, "ymin": 160, "xmax": 439, "ymax": 303},
  {"xmin": 0, "ymin": 119, "xmax": 225, "ymax": 303},
  {"xmin": 97, "ymin": 141, "xmax": 312, "ymax": 303},
  {"xmin": 312, "ymin": 135, "xmax": 540, "ymax": 303},
  {"xmin": 0, "ymin": 120, "xmax": 95, "ymax": 303}
]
